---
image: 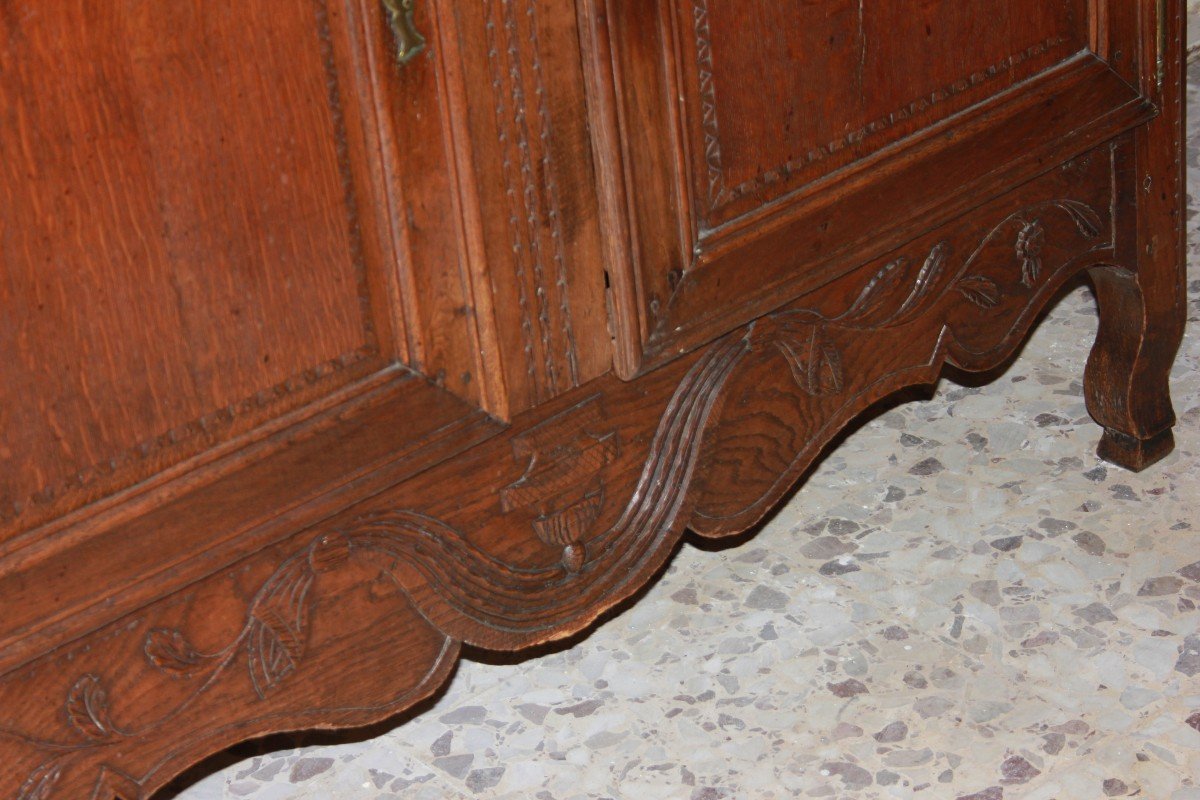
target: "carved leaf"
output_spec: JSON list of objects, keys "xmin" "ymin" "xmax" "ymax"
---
[
  {"xmin": 1057, "ymin": 199, "xmax": 1102, "ymax": 238},
  {"xmin": 1021, "ymin": 257, "xmax": 1042, "ymax": 288},
  {"xmin": 1016, "ymin": 219, "xmax": 1044, "ymax": 256},
  {"xmin": 145, "ymin": 628, "xmax": 211, "ymax": 678},
  {"xmin": 891, "ymin": 242, "xmax": 949, "ymax": 325},
  {"xmin": 809, "ymin": 339, "xmax": 845, "ymax": 395},
  {"xmin": 65, "ymin": 675, "xmax": 113, "ymax": 741},
  {"xmin": 837, "ymin": 257, "xmax": 910, "ymax": 327},
  {"xmin": 18, "ymin": 761, "xmax": 62, "ymax": 800},
  {"xmin": 1015, "ymin": 219, "xmax": 1045, "ymax": 288},
  {"xmin": 777, "ymin": 327, "xmax": 844, "ymax": 396},
  {"xmin": 246, "ymin": 557, "xmax": 315, "ymax": 698},
  {"xmin": 956, "ymin": 275, "xmax": 1002, "ymax": 309},
  {"xmin": 93, "ymin": 767, "xmax": 145, "ymax": 800}
]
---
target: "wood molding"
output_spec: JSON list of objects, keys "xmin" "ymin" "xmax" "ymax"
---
[
  {"xmin": 690, "ymin": 0, "xmax": 728, "ymax": 209},
  {"xmin": 0, "ymin": 4, "xmax": 1185, "ymax": 799},
  {"xmin": 687, "ymin": 0, "xmax": 1072, "ymax": 219},
  {"xmin": 0, "ymin": 375, "xmax": 500, "ymax": 677},
  {"xmin": 480, "ymin": 0, "xmax": 583, "ymax": 399},
  {"xmin": 385, "ymin": 0, "xmax": 613, "ymax": 417},
  {"xmin": 694, "ymin": 159, "xmax": 1116, "ymax": 531}
]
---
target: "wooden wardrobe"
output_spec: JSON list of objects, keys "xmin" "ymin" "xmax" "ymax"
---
[{"xmin": 0, "ymin": 1, "xmax": 1186, "ymax": 796}]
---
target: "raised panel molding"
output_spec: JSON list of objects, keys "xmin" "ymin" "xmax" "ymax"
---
[
  {"xmin": 690, "ymin": 23, "xmax": 1067, "ymax": 219},
  {"xmin": 678, "ymin": 0, "xmax": 1088, "ymax": 228},
  {"xmin": 649, "ymin": 62, "xmax": 1145, "ymax": 372},
  {"xmin": 0, "ymin": 3, "xmax": 1185, "ymax": 797},
  {"xmin": 0, "ymin": 0, "xmax": 393, "ymax": 541}
]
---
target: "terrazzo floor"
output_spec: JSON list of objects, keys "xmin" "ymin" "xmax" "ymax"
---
[{"xmin": 164, "ymin": 56, "xmax": 1200, "ymax": 800}]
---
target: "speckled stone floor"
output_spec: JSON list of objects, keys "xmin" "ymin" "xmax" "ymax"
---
[{"xmin": 166, "ymin": 49, "xmax": 1200, "ymax": 800}]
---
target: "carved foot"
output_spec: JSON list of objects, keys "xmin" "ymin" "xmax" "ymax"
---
[
  {"xmin": 1085, "ymin": 51, "xmax": 1186, "ymax": 472},
  {"xmin": 1097, "ymin": 428, "xmax": 1175, "ymax": 473},
  {"xmin": 1084, "ymin": 264, "xmax": 1183, "ymax": 473}
]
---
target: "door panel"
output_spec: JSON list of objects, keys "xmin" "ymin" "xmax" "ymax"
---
[
  {"xmin": 693, "ymin": 0, "xmax": 1089, "ymax": 226},
  {"xmin": 586, "ymin": 0, "xmax": 1156, "ymax": 375},
  {"xmin": 0, "ymin": 0, "xmax": 396, "ymax": 539}
]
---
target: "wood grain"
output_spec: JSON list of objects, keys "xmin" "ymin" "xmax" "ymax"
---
[
  {"xmin": 692, "ymin": 146, "xmax": 1117, "ymax": 532},
  {"xmin": 370, "ymin": 0, "xmax": 614, "ymax": 417},
  {"xmin": 1084, "ymin": 0, "xmax": 1188, "ymax": 470},
  {"xmin": 588, "ymin": 0, "xmax": 1156, "ymax": 377},
  {"xmin": 0, "ymin": 0, "xmax": 395, "ymax": 538},
  {"xmin": 683, "ymin": 0, "xmax": 1086, "ymax": 223},
  {"xmin": 0, "ymin": 2, "xmax": 1186, "ymax": 797}
]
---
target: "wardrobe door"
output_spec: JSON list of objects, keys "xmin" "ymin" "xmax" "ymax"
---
[
  {"xmin": 584, "ymin": 0, "xmax": 1159, "ymax": 375},
  {"xmin": 0, "ymin": 0, "xmax": 403, "ymax": 541}
]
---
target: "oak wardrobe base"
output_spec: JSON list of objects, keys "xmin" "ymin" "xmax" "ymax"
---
[
  {"xmin": 0, "ymin": 1, "xmax": 1186, "ymax": 798},
  {"xmin": 1, "ymin": 132, "xmax": 1185, "ymax": 798}
]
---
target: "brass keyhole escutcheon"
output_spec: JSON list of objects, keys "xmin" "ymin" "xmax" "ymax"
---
[{"xmin": 382, "ymin": 0, "xmax": 426, "ymax": 66}]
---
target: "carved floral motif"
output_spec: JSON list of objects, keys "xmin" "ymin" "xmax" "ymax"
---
[
  {"xmin": 770, "ymin": 200, "xmax": 1102, "ymax": 396},
  {"xmin": 500, "ymin": 397, "xmax": 619, "ymax": 572}
]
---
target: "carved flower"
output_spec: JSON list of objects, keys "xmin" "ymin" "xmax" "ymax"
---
[{"xmin": 1016, "ymin": 219, "xmax": 1044, "ymax": 288}]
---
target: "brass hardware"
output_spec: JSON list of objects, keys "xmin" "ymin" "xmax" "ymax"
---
[{"xmin": 383, "ymin": 0, "xmax": 426, "ymax": 66}]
